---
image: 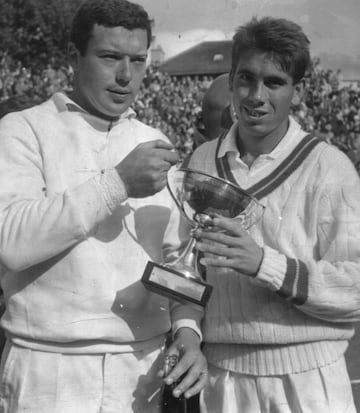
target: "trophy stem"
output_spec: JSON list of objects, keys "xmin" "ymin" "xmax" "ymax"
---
[{"xmin": 165, "ymin": 234, "xmax": 202, "ymax": 281}]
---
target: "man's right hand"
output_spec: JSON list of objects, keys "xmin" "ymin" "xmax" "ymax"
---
[{"xmin": 115, "ymin": 140, "xmax": 180, "ymax": 198}]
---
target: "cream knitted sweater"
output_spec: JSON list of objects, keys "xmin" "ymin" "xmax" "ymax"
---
[
  {"xmin": 0, "ymin": 92, "xmax": 202, "ymax": 353},
  {"xmin": 171, "ymin": 118, "xmax": 360, "ymax": 375}
]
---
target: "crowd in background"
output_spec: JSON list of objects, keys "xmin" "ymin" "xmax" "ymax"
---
[{"xmin": 1, "ymin": 53, "xmax": 360, "ymax": 171}]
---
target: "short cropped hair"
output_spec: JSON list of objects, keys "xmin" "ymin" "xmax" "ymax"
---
[
  {"xmin": 70, "ymin": 0, "xmax": 153, "ymax": 55},
  {"xmin": 232, "ymin": 16, "xmax": 311, "ymax": 83}
]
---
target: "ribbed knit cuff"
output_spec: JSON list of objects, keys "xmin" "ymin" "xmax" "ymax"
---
[
  {"xmin": 95, "ymin": 168, "xmax": 128, "ymax": 213},
  {"xmin": 254, "ymin": 246, "xmax": 287, "ymax": 290},
  {"xmin": 255, "ymin": 247, "xmax": 309, "ymax": 306},
  {"xmin": 276, "ymin": 256, "xmax": 309, "ymax": 305}
]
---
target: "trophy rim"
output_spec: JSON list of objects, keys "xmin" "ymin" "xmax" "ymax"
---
[{"xmin": 178, "ymin": 166, "xmax": 259, "ymax": 204}]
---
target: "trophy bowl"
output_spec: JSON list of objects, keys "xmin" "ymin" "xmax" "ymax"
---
[{"xmin": 141, "ymin": 166, "xmax": 264, "ymax": 307}]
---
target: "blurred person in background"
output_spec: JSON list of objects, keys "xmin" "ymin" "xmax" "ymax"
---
[
  {"xmin": 0, "ymin": 0, "xmax": 206, "ymax": 412},
  {"xmin": 193, "ymin": 73, "xmax": 235, "ymax": 149},
  {"xmin": 0, "ymin": 94, "xmax": 42, "ymax": 118}
]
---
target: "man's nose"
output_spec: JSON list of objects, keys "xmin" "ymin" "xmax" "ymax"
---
[
  {"xmin": 116, "ymin": 58, "xmax": 131, "ymax": 83},
  {"xmin": 249, "ymin": 82, "xmax": 265, "ymax": 104}
]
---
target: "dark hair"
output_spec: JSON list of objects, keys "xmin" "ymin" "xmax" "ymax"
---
[
  {"xmin": 232, "ymin": 16, "xmax": 311, "ymax": 83},
  {"xmin": 70, "ymin": 0, "xmax": 153, "ymax": 55}
]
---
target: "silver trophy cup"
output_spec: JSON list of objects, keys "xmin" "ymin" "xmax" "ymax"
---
[{"xmin": 141, "ymin": 166, "xmax": 264, "ymax": 306}]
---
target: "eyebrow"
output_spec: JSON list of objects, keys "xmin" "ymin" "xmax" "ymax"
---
[
  {"xmin": 98, "ymin": 48, "xmax": 147, "ymax": 56},
  {"xmin": 237, "ymin": 69, "xmax": 289, "ymax": 81},
  {"xmin": 265, "ymin": 75, "xmax": 288, "ymax": 82}
]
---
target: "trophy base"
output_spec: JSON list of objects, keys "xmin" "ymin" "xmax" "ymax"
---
[{"xmin": 141, "ymin": 261, "xmax": 213, "ymax": 307}]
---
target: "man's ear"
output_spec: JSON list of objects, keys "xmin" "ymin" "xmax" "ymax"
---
[
  {"xmin": 291, "ymin": 80, "xmax": 305, "ymax": 106},
  {"xmin": 67, "ymin": 43, "xmax": 79, "ymax": 72}
]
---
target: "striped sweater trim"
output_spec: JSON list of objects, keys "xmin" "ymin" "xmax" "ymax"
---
[
  {"xmin": 248, "ymin": 135, "xmax": 321, "ymax": 199},
  {"xmin": 215, "ymin": 133, "xmax": 322, "ymax": 200},
  {"xmin": 277, "ymin": 258, "xmax": 309, "ymax": 305},
  {"xmin": 214, "ymin": 129, "xmax": 229, "ymax": 180}
]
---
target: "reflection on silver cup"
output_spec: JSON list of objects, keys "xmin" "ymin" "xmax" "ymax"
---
[{"xmin": 141, "ymin": 166, "xmax": 264, "ymax": 306}]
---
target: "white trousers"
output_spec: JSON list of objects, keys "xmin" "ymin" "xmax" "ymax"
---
[
  {"xmin": 0, "ymin": 341, "xmax": 164, "ymax": 413},
  {"xmin": 200, "ymin": 356, "xmax": 356, "ymax": 413}
]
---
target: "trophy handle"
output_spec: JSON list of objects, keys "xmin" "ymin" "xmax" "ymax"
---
[{"xmin": 166, "ymin": 181, "xmax": 193, "ymax": 226}]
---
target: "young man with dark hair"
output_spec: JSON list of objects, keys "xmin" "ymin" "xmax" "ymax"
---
[{"xmin": 167, "ymin": 16, "xmax": 360, "ymax": 412}]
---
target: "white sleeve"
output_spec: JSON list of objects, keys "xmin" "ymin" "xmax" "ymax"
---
[
  {"xmin": 0, "ymin": 115, "xmax": 127, "ymax": 271},
  {"xmin": 255, "ymin": 153, "xmax": 360, "ymax": 323}
]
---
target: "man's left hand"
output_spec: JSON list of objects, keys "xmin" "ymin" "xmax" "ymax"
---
[{"xmin": 159, "ymin": 327, "xmax": 207, "ymax": 399}]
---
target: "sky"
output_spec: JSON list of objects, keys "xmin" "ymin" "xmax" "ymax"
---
[{"xmin": 135, "ymin": 0, "xmax": 360, "ymax": 79}]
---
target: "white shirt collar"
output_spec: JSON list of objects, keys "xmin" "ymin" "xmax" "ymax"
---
[
  {"xmin": 53, "ymin": 92, "xmax": 136, "ymax": 122},
  {"xmin": 217, "ymin": 116, "xmax": 303, "ymax": 160}
]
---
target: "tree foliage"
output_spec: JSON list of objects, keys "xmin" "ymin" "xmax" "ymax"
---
[{"xmin": 0, "ymin": 0, "xmax": 82, "ymax": 72}]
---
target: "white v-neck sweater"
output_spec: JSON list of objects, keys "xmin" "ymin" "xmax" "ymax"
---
[
  {"xmin": 175, "ymin": 118, "xmax": 360, "ymax": 375},
  {"xmin": 0, "ymin": 92, "xmax": 202, "ymax": 353}
]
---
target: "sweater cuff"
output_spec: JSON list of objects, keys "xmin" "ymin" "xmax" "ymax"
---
[
  {"xmin": 95, "ymin": 168, "xmax": 128, "ymax": 213},
  {"xmin": 255, "ymin": 246, "xmax": 309, "ymax": 306},
  {"xmin": 170, "ymin": 301, "xmax": 203, "ymax": 342},
  {"xmin": 276, "ymin": 256, "xmax": 309, "ymax": 305},
  {"xmin": 254, "ymin": 246, "xmax": 287, "ymax": 290},
  {"xmin": 172, "ymin": 319, "xmax": 203, "ymax": 342}
]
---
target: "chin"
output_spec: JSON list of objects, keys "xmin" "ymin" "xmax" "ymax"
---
[
  {"xmin": 105, "ymin": 105, "xmax": 129, "ymax": 118},
  {"xmin": 115, "ymin": 101, "xmax": 132, "ymax": 114}
]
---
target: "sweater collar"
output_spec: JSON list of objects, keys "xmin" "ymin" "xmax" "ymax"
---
[
  {"xmin": 217, "ymin": 116, "xmax": 303, "ymax": 161},
  {"xmin": 53, "ymin": 92, "xmax": 136, "ymax": 125}
]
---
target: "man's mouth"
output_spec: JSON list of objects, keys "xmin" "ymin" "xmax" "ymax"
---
[
  {"xmin": 244, "ymin": 107, "xmax": 267, "ymax": 118},
  {"xmin": 109, "ymin": 89, "xmax": 130, "ymax": 96}
]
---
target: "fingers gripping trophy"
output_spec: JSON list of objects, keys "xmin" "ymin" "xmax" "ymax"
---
[{"xmin": 142, "ymin": 162, "xmax": 264, "ymax": 306}]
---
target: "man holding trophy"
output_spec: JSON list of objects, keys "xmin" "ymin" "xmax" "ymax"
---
[{"xmin": 163, "ymin": 16, "xmax": 360, "ymax": 413}]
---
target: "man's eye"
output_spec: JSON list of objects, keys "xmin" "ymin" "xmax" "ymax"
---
[
  {"xmin": 132, "ymin": 57, "xmax": 147, "ymax": 64},
  {"xmin": 237, "ymin": 74, "xmax": 252, "ymax": 83},
  {"xmin": 266, "ymin": 79, "xmax": 285, "ymax": 88},
  {"xmin": 101, "ymin": 55, "xmax": 117, "ymax": 61}
]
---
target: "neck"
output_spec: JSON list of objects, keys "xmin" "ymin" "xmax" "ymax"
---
[
  {"xmin": 67, "ymin": 90, "xmax": 120, "ymax": 122},
  {"xmin": 236, "ymin": 120, "xmax": 289, "ymax": 163}
]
